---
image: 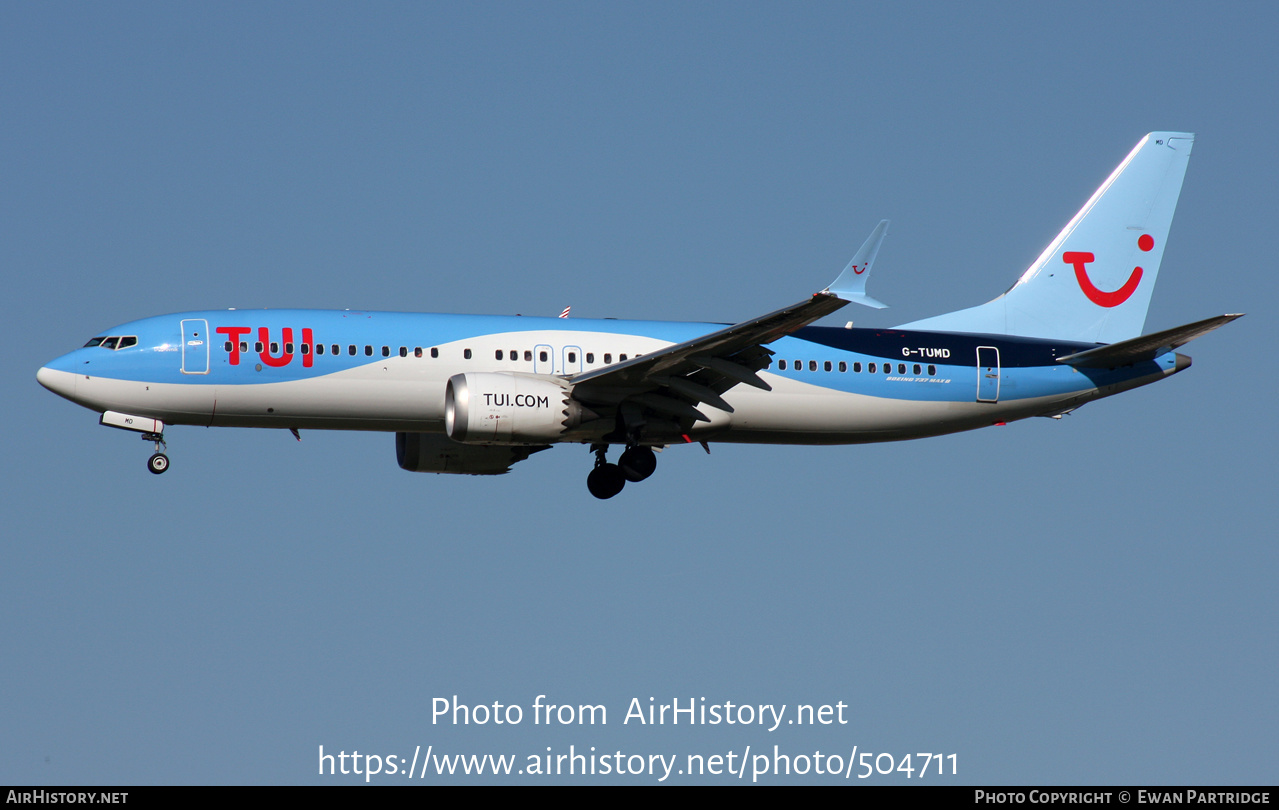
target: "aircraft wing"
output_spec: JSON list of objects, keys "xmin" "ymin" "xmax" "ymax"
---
[
  {"xmin": 568, "ymin": 222, "xmax": 889, "ymax": 430},
  {"xmin": 568, "ymin": 291, "xmax": 849, "ymax": 424}
]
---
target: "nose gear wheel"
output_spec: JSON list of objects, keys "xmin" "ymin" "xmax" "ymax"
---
[{"xmin": 142, "ymin": 431, "xmax": 169, "ymax": 474}]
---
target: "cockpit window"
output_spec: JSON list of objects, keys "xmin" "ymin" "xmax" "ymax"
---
[{"xmin": 87, "ymin": 335, "xmax": 138, "ymax": 350}]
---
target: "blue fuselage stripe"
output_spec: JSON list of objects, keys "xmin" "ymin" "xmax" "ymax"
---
[{"xmin": 47, "ymin": 309, "xmax": 1160, "ymax": 404}]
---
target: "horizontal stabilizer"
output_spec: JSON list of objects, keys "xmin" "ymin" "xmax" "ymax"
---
[
  {"xmin": 1056, "ymin": 314, "xmax": 1243, "ymax": 368},
  {"xmin": 826, "ymin": 220, "xmax": 890, "ymax": 309}
]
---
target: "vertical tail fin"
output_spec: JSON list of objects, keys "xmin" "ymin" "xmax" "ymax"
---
[{"xmin": 897, "ymin": 133, "xmax": 1194, "ymax": 344}]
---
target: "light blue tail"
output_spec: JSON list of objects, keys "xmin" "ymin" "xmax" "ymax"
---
[{"xmin": 897, "ymin": 133, "xmax": 1194, "ymax": 344}]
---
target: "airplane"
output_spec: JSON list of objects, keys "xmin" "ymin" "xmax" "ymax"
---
[{"xmin": 37, "ymin": 132, "xmax": 1240, "ymax": 499}]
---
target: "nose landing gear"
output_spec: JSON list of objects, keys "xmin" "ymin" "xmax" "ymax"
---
[
  {"xmin": 147, "ymin": 453, "xmax": 170, "ymax": 474},
  {"xmin": 98, "ymin": 412, "xmax": 171, "ymax": 475},
  {"xmin": 142, "ymin": 431, "xmax": 169, "ymax": 475}
]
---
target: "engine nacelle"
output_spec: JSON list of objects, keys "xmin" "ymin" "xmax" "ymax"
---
[
  {"xmin": 445, "ymin": 372, "xmax": 585, "ymax": 445},
  {"xmin": 396, "ymin": 432, "xmax": 545, "ymax": 475}
]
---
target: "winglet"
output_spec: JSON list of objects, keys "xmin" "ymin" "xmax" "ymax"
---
[{"xmin": 825, "ymin": 220, "xmax": 890, "ymax": 309}]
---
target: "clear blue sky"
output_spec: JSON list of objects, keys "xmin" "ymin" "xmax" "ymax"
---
[{"xmin": 3, "ymin": 2, "xmax": 1275, "ymax": 784}]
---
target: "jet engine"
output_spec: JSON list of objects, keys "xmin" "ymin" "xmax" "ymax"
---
[{"xmin": 445, "ymin": 372, "xmax": 588, "ymax": 445}]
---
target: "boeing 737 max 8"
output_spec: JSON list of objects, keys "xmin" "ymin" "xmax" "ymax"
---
[{"xmin": 37, "ymin": 133, "xmax": 1240, "ymax": 498}]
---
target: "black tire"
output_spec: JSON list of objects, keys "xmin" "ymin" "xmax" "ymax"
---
[
  {"xmin": 147, "ymin": 453, "xmax": 170, "ymax": 475},
  {"xmin": 587, "ymin": 463, "xmax": 626, "ymax": 499},
  {"xmin": 618, "ymin": 446, "xmax": 657, "ymax": 482}
]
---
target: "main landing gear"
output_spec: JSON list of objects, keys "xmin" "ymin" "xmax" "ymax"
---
[
  {"xmin": 586, "ymin": 444, "xmax": 658, "ymax": 499},
  {"xmin": 619, "ymin": 445, "xmax": 657, "ymax": 482},
  {"xmin": 142, "ymin": 431, "xmax": 169, "ymax": 475}
]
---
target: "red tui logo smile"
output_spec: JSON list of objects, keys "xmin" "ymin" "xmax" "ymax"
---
[{"xmin": 1065, "ymin": 235, "xmax": 1153, "ymax": 307}]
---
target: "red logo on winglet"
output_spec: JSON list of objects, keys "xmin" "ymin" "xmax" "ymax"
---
[{"xmin": 1065, "ymin": 235, "xmax": 1152, "ymax": 307}]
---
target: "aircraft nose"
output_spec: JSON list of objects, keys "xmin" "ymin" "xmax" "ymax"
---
[{"xmin": 37, "ymin": 364, "xmax": 78, "ymax": 400}]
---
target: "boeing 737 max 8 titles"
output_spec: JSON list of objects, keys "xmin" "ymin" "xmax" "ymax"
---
[{"xmin": 37, "ymin": 133, "xmax": 1240, "ymax": 498}]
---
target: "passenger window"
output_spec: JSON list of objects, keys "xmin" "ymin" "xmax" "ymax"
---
[
  {"xmin": 586, "ymin": 353, "xmax": 594, "ymax": 364},
  {"xmin": 381, "ymin": 346, "xmax": 389, "ymax": 357},
  {"xmin": 854, "ymin": 362, "xmax": 862, "ymax": 372},
  {"xmin": 430, "ymin": 348, "xmax": 439, "ymax": 358},
  {"xmin": 255, "ymin": 342, "xmax": 264, "ymax": 353},
  {"xmin": 839, "ymin": 361, "xmax": 847, "ymax": 372},
  {"xmin": 399, "ymin": 347, "xmax": 407, "ymax": 357},
  {"xmin": 523, "ymin": 350, "xmax": 532, "ymax": 361},
  {"xmin": 285, "ymin": 343, "xmax": 293, "ymax": 353},
  {"xmin": 224, "ymin": 341, "xmax": 233, "ymax": 352},
  {"xmin": 568, "ymin": 351, "xmax": 577, "ymax": 363},
  {"xmin": 809, "ymin": 360, "xmax": 817, "ymax": 372},
  {"xmin": 913, "ymin": 363, "xmax": 920, "ymax": 375},
  {"xmin": 240, "ymin": 342, "xmax": 248, "ymax": 353},
  {"xmin": 301, "ymin": 343, "xmax": 310, "ymax": 355},
  {"xmin": 779, "ymin": 360, "xmax": 787, "ymax": 370},
  {"xmin": 495, "ymin": 350, "xmax": 504, "ymax": 360},
  {"xmin": 604, "ymin": 353, "xmax": 612, "ymax": 364},
  {"xmin": 316, "ymin": 344, "xmax": 324, "ymax": 355},
  {"xmin": 348, "ymin": 345, "xmax": 356, "ymax": 356},
  {"xmin": 869, "ymin": 363, "xmax": 876, "ymax": 373},
  {"xmin": 414, "ymin": 347, "xmax": 422, "ymax": 358},
  {"xmin": 539, "ymin": 350, "xmax": 547, "ymax": 362},
  {"xmin": 619, "ymin": 354, "xmax": 627, "ymax": 362},
  {"xmin": 270, "ymin": 343, "xmax": 280, "ymax": 354},
  {"xmin": 884, "ymin": 364, "xmax": 891, "ymax": 374},
  {"xmin": 331, "ymin": 344, "xmax": 338, "ymax": 355},
  {"xmin": 364, "ymin": 345, "xmax": 373, "ymax": 356},
  {"xmin": 464, "ymin": 348, "xmax": 472, "ymax": 360},
  {"xmin": 824, "ymin": 361, "xmax": 832, "ymax": 372},
  {"xmin": 928, "ymin": 364, "xmax": 936, "ymax": 376},
  {"xmin": 898, "ymin": 363, "xmax": 905, "ymax": 374},
  {"xmin": 793, "ymin": 359, "xmax": 800, "ymax": 369}
]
